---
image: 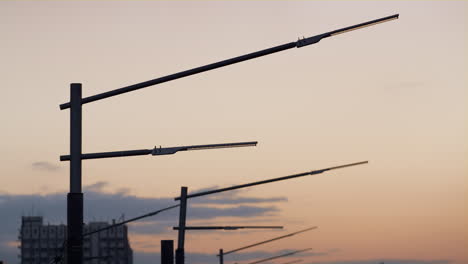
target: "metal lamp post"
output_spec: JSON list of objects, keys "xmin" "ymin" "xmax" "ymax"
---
[
  {"xmin": 174, "ymin": 161, "xmax": 367, "ymax": 264},
  {"xmin": 61, "ymin": 14, "xmax": 398, "ymax": 264}
]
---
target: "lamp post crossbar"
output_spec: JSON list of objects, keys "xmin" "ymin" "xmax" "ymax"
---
[
  {"xmin": 59, "ymin": 14, "xmax": 398, "ymax": 110},
  {"xmin": 219, "ymin": 226, "xmax": 317, "ymax": 256},
  {"xmin": 60, "ymin": 141, "xmax": 257, "ymax": 161},
  {"xmin": 176, "ymin": 161, "xmax": 368, "ymax": 200}
]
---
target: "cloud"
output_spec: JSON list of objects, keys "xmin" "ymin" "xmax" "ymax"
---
[
  {"xmin": 0, "ymin": 182, "xmax": 286, "ymax": 264},
  {"xmin": 189, "ymin": 187, "xmax": 288, "ymax": 205},
  {"xmin": 31, "ymin": 161, "xmax": 61, "ymax": 171}
]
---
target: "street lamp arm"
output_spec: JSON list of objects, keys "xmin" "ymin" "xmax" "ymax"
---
[
  {"xmin": 59, "ymin": 15, "xmax": 398, "ymax": 110},
  {"xmin": 83, "ymin": 204, "xmax": 179, "ymax": 237},
  {"xmin": 175, "ymin": 161, "xmax": 368, "ymax": 200},
  {"xmin": 220, "ymin": 226, "xmax": 317, "ymax": 256},
  {"xmin": 60, "ymin": 141, "xmax": 257, "ymax": 161}
]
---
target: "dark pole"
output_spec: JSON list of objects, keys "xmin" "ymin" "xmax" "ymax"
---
[
  {"xmin": 161, "ymin": 240, "xmax": 174, "ymax": 264},
  {"xmin": 176, "ymin": 187, "xmax": 188, "ymax": 264},
  {"xmin": 219, "ymin": 249, "xmax": 224, "ymax": 264},
  {"xmin": 67, "ymin": 83, "xmax": 83, "ymax": 264}
]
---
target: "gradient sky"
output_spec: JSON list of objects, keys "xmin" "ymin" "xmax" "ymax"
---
[{"xmin": 0, "ymin": 1, "xmax": 466, "ymax": 264}]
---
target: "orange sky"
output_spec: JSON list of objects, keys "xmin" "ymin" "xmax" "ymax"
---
[{"xmin": 0, "ymin": 1, "xmax": 466, "ymax": 264}]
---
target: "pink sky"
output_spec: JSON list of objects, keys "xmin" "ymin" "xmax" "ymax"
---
[{"xmin": 0, "ymin": 1, "xmax": 466, "ymax": 264}]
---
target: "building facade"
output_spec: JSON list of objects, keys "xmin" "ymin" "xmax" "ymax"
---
[{"xmin": 19, "ymin": 216, "xmax": 133, "ymax": 264}]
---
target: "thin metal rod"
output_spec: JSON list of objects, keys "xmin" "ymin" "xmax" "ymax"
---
[
  {"xmin": 175, "ymin": 161, "xmax": 368, "ymax": 200},
  {"xmin": 83, "ymin": 204, "xmax": 179, "ymax": 237},
  {"xmin": 220, "ymin": 227, "xmax": 317, "ymax": 256},
  {"xmin": 176, "ymin": 187, "xmax": 188, "ymax": 264},
  {"xmin": 59, "ymin": 14, "xmax": 398, "ymax": 110},
  {"xmin": 174, "ymin": 226, "xmax": 283, "ymax": 230},
  {"xmin": 246, "ymin": 248, "xmax": 313, "ymax": 264}
]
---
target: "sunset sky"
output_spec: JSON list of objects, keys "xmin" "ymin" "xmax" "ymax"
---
[{"xmin": 0, "ymin": 1, "xmax": 466, "ymax": 264}]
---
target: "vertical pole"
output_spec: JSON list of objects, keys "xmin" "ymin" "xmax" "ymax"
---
[
  {"xmin": 68, "ymin": 83, "xmax": 83, "ymax": 264},
  {"xmin": 161, "ymin": 240, "xmax": 174, "ymax": 264},
  {"xmin": 219, "ymin": 249, "xmax": 224, "ymax": 264},
  {"xmin": 175, "ymin": 187, "xmax": 188, "ymax": 264}
]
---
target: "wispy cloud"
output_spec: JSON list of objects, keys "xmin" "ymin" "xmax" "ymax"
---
[{"xmin": 31, "ymin": 161, "xmax": 61, "ymax": 172}]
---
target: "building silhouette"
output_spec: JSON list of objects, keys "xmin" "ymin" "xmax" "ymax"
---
[{"xmin": 19, "ymin": 216, "xmax": 133, "ymax": 264}]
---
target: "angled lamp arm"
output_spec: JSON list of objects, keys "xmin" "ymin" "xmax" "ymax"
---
[
  {"xmin": 60, "ymin": 15, "xmax": 398, "ymax": 109},
  {"xmin": 176, "ymin": 161, "xmax": 368, "ymax": 200}
]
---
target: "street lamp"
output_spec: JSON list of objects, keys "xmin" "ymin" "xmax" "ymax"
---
[
  {"xmin": 217, "ymin": 227, "xmax": 317, "ymax": 264},
  {"xmin": 175, "ymin": 161, "xmax": 367, "ymax": 264},
  {"xmin": 60, "ymin": 13, "xmax": 398, "ymax": 264}
]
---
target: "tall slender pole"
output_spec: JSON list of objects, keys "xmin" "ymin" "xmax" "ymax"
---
[
  {"xmin": 68, "ymin": 83, "xmax": 83, "ymax": 264},
  {"xmin": 176, "ymin": 187, "xmax": 188, "ymax": 264},
  {"xmin": 219, "ymin": 249, "xmax": 224, "ymax": 264}
]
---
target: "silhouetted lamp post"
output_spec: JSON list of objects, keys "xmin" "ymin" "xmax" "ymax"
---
[
  {"xmin": 61, "ymin": 85, "xmax": 255, "ymax": 264},
  {"xmin": 60, "ymin": 13, "xmax": 397, "ymax": 264},
  {"xmin": 174, "ymin": 161, "xmax": 367, "ymax": 264}
]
